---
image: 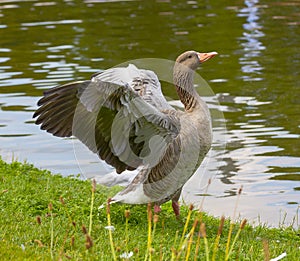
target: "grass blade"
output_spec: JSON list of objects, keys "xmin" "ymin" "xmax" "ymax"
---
[
  {"xmin": 88, "ymin": 179, "xmax": 96, "ymax": 235},
  {"xmin": 106, "ymin": 198, "xmax": 116, "ymax": 261}
]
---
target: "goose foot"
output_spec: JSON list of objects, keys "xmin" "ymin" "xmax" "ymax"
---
[
  {"xmin": 154, "ymin": 204, "xmax": 161, "ymax": 213},
  {"xmin": 172, "ymin": 200, "xmax": 180, "ymax": 218}
]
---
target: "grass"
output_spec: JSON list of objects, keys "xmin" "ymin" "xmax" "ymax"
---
[{"xmin": 0, "ymin": 157, "xmax": 299, "ymax": 260}]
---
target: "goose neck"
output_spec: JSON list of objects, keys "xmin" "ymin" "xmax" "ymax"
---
[{"xmin": 173, "ymin": 68, "xmax": 199, "ymax": 111}]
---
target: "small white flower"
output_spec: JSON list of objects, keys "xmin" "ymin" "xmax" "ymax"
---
[
  {"xmin": 120, "ymin": 251, "xmax": 133, "ymax": 259},
  {"xmin": 98, "ymin": 204, "xmax": 105, "ymax": 210},
  {"xmin": 270, "ymin": 252, "xmax": 287, "ymax": 261},
  {"xmin": 20, "ymin": 244, "xmax": 25, "ymax": 251},
  {"xmin": 104, "ymin": 225, "xmax": 115, "ymax": 231}
]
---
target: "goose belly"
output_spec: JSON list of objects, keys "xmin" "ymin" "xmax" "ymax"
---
[
  {"xmin": 112, "ymin": 115, "xmax": 212, "ymax": 205},
  {"xmin": 142, "ymin": 123, "xmax": 212, "ymax": 204}
]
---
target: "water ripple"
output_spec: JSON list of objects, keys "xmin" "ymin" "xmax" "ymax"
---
[{"xmin": 21, "ymin": 20, "xmax": 82, "ymax": 27}]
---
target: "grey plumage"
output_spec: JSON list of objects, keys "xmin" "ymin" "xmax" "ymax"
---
[{"xmin": 33, "ymin": 50, "xmax": 217, "ymax": 216}]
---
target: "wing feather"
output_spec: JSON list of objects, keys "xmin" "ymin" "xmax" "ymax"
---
[{"xmin": 34, "ymin": 65, "xmax": 180, "ymax": 173}]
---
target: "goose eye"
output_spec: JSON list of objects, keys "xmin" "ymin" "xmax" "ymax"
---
[{"xmin": 188, "ymin": 55, "xmax": 192, "ymax": 58}]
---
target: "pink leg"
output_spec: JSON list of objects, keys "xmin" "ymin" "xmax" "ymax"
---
[
  {"xmin": 154, "ymin": 204, "xmax": 162, "ymax": 214},
  {"xmin": 172, "ymin": 200, "xmax": 180, "ymax": 217}
]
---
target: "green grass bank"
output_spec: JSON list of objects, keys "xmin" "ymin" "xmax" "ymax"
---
[{"xmin": 0, "ymin": 158, "xmax": 299, "ymax": 260}]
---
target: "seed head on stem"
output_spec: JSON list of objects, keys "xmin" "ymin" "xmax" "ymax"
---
[
  {"xmin": 59, "ymin": 196, "xmax": 65, "ymax": 205},
  {"xmin": 200, "ymin": 223, "xmax": 207, "ymax": 238},
  {"xmin": 92, "ymin": 179, "xmax": 96, "ymax": 193},
  {"xmin": 107, "ymin": 198, "xmax": 112, "ymax": 214},
  {"xmin": 82, "ymin": 225, "xmax": 87, "ymax": 235},
  {"xmin": 238, "ymin": 186, "xmax": 243, "ymax": 195},
  {"xmin": 125, "ymin": 209, "xmax": 130, "ymax": 219},
  {"xmin": 85, "ymin": 234, "xmax": 93, "ymax": 249},
  {"xmin": 218, "ymin": 216, "xmax": 225, "ymax": 236},
  {"xmin": 36, "ymin": 216, "xmax": 41, "ymax": 225},
  {"xmin": 240, "ymin": 219, "xmax": 247, "ymax": 229}
]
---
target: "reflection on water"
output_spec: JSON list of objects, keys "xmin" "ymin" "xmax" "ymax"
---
[
  {"xmin": 238, "ymin": 0, "xmax": 265, "ymax": 81},
  {"xmin": 0, "ymin": 0, "xmax": 299, "ymax": 227}
]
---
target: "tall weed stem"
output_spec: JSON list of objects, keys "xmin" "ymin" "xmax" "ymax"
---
[
  {"xmin": 225, "ymin": 186, "xmax": 243, "ymax": 260},
  {"xmin": 200, "ymin": 222, "xmax": 209, "ymax": 261},
  {"xmin": 48, "ymin": 202, "xmax": 54, "ymax": 259},
  {"xmin": 106, "ymin": 198, "xmax": 116, "ymax": 261},
  {"xmin": 144, "ymin": 203, "xmax": 153, "ymax": 261},
  {"xmin": 185, "ymin": 219, "xmax": 198, "ymax": 261},
  {"xmin": 212, "ymin": 215, "xmax": 225, "ymax": 261},
  {"xmin": 226, "ymin": 219, "xmax": 247, "ymax": 260},
  {"xmin": 89, "ymin": 179, "xmax": 96, "ymax": 235}
]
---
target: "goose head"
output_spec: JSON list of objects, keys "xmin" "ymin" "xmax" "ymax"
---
[
  {"xmin": 175, "ymin": 50, "xmax": 218, "ymax": 71},
  {"xmin": 173, "ymin": 50, "xmax": 218, "ymax": 90}
]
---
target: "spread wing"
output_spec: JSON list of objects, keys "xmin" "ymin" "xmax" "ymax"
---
[
  {"xmin": 91, "ymin": 64, "xmax": 174, "ymax": 111},
  {"xmin": 33, "ymin": 64, "xmax": 180, "ymax": 174}
]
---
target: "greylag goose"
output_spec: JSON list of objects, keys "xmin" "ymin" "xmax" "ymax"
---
[{"xmin": 33, "ymin": 51, "xmax": 217, "ymax": 216}]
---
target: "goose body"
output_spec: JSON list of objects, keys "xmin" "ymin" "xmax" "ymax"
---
[{"xmin": 34, "ymin": 51, "xmax": 217, "ymax": 216}]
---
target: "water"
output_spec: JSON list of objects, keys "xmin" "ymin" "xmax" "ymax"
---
[{"xmin": 0, "ymin": 0, "xmax": 299, "ymax": 227}]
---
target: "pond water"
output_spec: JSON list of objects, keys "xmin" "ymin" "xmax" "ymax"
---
[{"xmin": 0, "ymin": 0, "xmax": 299, "ymax": 227}]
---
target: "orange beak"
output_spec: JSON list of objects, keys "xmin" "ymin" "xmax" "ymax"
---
[{"xmin": 198, "ymin": 51, "xmax": 218, "ymax": 63}]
